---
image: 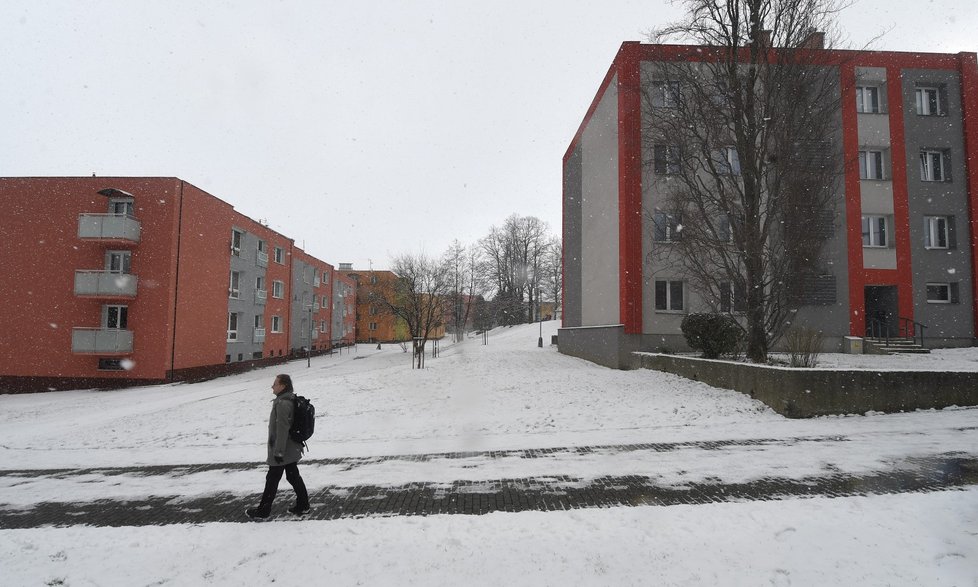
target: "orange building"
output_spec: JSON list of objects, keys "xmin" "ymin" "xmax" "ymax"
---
[
  {"xmin": 340, "ymin": 266, "xmax": 446, "ymax": 343},
  {"xmin": 0, "ymin": 177, "xmax": 353, "ymax": 392}
]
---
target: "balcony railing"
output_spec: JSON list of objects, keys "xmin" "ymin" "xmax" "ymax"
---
[
  {"xmin": 74, "ymin": 271, "xmax": 138, "ymax": 298},
  {"xmin": 255, "ymin": 289, "xmax": 267, "ymax": 304},
  {"xmin": 78, "ymin": 213, "xmax": 141, "ymax": 242},
  {"xmin": 72, "ymin": 328, "xmax": 134, "ymax": 354},
  {"xmin": 257, "ymin": 251, "xmax": 269, "ymax": 268},
  {"xmin": 254, "ymin": 327, "xmax": 266, "ymax": 343}
]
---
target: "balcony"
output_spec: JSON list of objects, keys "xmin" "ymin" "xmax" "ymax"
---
[
  {"xmin": 78, "ymin": 213, "xmax": 141, "ymax": 243},
  {"xmin": 255, "ymin": 289, "xmax": 267, "ymax": 304},
  {"xmin": 257, "ymin": 251, "xmax": 269, "ymax": 268},
  {"xmin": 254, "ymin": 327, "xmax": 266, "ymax": 343},
  {"xmin": 74, "ymin": 271, "xmax": 138, "ymax": 298},
  {"xmin": 72, "ymin": 328, "xmax": 133, "ymax": 354}
]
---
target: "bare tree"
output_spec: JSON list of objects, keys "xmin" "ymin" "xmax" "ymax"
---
[
  {"xmin": 480, "ymin": 214, "xmax": 550, "ymax": 324},
  {"xmin": 443, "ymin": 240, "xmax": 485, "ymax": 342},
  {"xmin": 368, "ymin": 252, "xmax": 451, "ymax": 368},
  {"xmin": 541, "ymin": 236, "xmax": 563, "ymax": 320},
  {"xmin": 643, "ymin": 0, "xmax": 845, "ymax": 362}
]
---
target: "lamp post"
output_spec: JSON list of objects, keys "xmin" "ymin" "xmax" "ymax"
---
[
  {"xmin": 537, "ymin": 288, "xmax": 543, "ymax": 348},
  {"xmin": 306, "ymin": 303, "xmax": 313, "ymax": 368}
]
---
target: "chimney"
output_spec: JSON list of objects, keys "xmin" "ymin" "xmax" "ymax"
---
[{"xmin": 801, "ymin": 30, "xmax": 825, "ymax": 49}]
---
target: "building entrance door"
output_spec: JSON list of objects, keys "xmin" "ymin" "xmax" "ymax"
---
[{"xmin": 864, "ymin": 285, "xmax": 898, "ymax": 337}]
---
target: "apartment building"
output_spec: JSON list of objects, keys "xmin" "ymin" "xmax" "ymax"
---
[
  {"xmin": 0, "ymin": 177, "xmax": 354, "ymax": 392},
  {"xmin": 560, "ymin": 42, "xmax": 978, "ymax": 368},
  {"xmin": 339, "ymin": 266, "xmax": 447, "ymax": 343},
  {"xmin": 332, "ymin": 271, "xmax": 357, "ymax": 347}
]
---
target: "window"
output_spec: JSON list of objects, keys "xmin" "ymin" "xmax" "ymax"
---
[
  {"xmin": 653, "ymin": 145, "xmax": 681, "ymax": 175},
  {"xmin": 105, "ymin": 251, "xmax": 132, "ymax": 273},
  {"xmin": 254, "ymin": 314, "xmax": 263, "ymax": 329},
  {"xmin": 227, "ymin": 312, "xmax": 239, "ymax": 341},
  {"xmin": 320, "ymin": 320, "xmax": 327, "ymax": 333},
  {"xmin": 915, "ymin": 86, "xmax": 942, "ymax": 116},
  {"xmin": 274, "ymin": 246, "xmax": 285, "ymax": 264},
  {"xmin": 229, "ymin": 271, "xmax": 240, "ymax": 298},
  {"xmin": 651, "ymin": 80, "xmax": 680, "ymax": 108},
  {"xmin": 108, "ymin": 198, "xmax": 134, "ymax": 216},
  {"xmin": 256, "ymin": 240, "xmax": 268, "ymax": 266},
  {"xmin": 654, "ymin": 280, "xmax": 684, "ymax": 312},
  {"xmin": 861, "ymin": 215, "xmax": 888, "ymax": 247},
  {"xmin": 859, "ymin": 150, "xmax": 884, "ymax": 180},
  {"xmin": 652, "ymin": 211, "xmax": 682, "ymax": 242},
  {"xmin": 713, "ymin": 146, "xmax": 741, "ymax": 175},
  {"xmin": 855, "ymin": 86, "xmax": 880, "ymax": 113},
  {"xmin": 920, "ymin": 150, "xmax": 949, "ymax": 182},
  {"xmin": 271, "ymin": 315, "xmax": 283, "ymax": 333},
  {"xmin": 103, "ymin": 305, "xmax": 128, "ymax": 329},
  {"xmin": 926, "ymin": 283, "xmax": 959, "ymax": 304},
  {"xmin": 303, "ymin": 267, "xmax": 311, "ymax": 284},
  {"xmin": 719, "ymin": 281, "xmax": 747, "ymax": 313},
  {"xmin": 924, "ymin": 216, "xmax": 951, "ymax": 249},
  {"xmin": 370, "ymin": 274, "xmax": 378, "ymax": 285},
  {"xmin": 322, "ymin": 295, "xmax": 329, "ymax": 307},
  {"xmin": 256, "ymin": 275, "xmax": 266, "ymax": 292},
  {"xmin": 369, "ymin": 322, "xmax": 378, "ymax": 331},
  {"xmin": 98, "ymin": 358, "xmax": 125, "ymax": 371},
  {"xmin": 231, "ymin": 229, "xmax": 243, "ymax": 256},
  {"xmin": 272, "ymin": 280, "xmax": 284, "ymax": 299},
  {"xmin": 717, "ymin": 214, "xmax": 741, "ymax": 243},
  {"xmin": 369, "ymin": 305, "xmax": 378, "ymax": 316}
]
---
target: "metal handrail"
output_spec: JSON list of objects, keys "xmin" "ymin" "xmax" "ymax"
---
[{"xmin": 865, "ymin": 315, "xmax": 926, "ymax": 347}]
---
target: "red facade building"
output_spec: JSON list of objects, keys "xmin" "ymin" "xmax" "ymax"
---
[{"xmin": 0, "ymin": 177, "xmax": 353, "ymax": 392}]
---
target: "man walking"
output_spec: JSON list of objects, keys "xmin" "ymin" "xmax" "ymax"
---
[{"xmin": 246, "ymin": 373, "xmax": 310, "ymax": 518}]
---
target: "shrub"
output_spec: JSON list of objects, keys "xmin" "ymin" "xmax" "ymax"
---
[
  {"xmin": 681, "ymin": 313, "xmax": 742, "ymax": 359},
  {"xmin": 786, "ymin": 326, "xmax": 823, "ymax": 368}
]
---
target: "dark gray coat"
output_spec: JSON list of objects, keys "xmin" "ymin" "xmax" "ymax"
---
[{"xmin": 267, "ymin": 391, "xmax": 304, "ymax": 466}]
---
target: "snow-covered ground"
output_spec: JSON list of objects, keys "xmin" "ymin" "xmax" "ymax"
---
[{"xmin": 2, "ymin": 321, "xmax": 977, "ymax": 586}]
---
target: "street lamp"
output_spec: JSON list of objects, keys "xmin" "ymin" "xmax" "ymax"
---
[{"xmin": 537, "ymin": 288, "xmax": 543, "ymax": 348}]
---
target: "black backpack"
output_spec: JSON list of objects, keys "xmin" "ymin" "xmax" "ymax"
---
[{"xmin": 289, "ymin": 395, "xmax": 315, "ymax": 444}]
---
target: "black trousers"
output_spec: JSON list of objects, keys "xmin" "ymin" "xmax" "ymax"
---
[{"xmin": 258, "ymin": 462, "xmax": 309, "ymax": 511}]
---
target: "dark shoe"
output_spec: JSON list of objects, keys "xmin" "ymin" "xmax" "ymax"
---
[
  {"xmin": 288, "ymin": 504, "xmax": 310, "ymax": 516},
  {"xmin": 246, "ymin": 507, "xmax": 270, "ymax": 519}
]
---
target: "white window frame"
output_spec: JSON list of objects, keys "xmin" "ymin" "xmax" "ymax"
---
[
  {"xmin": 229, "ymin": 271, "xmax": 241, "ymax": 299},
  {"xmin": 926, "ymin": 283, "xmax": 952, "ymax": 304},
  {"xmin": 653, "ymin": 211, "xmax": 682, "ymax": 243},
  {"xmin": 653, "ymin": 144, "xmax": 681, "ymax": 175},
  {"xmin": 915, "ymin": 86, "xmax": 942, "ymax": 116},
  {"xmin": 274, "ymin": 246, "xmax": 285, "ymax": 264},
  {"xmin": 713, "ymin": 146, "xmax": 741, "ymax": 175},
  {"xmin": 103, "ymin": 304, "xmax": 128, "ymax": 329},
  {"xmin": 654, "ymin": 280, "xmax": 685, "ymax": 312},
  {"xmin": 231, "ymin": 229, "xmax": 243, "ymax": 256},
  {"xmin": 651, "ymin": 80, "xmax": 680, "ymax": 108},
  {"xmin": 861, "ymin": 215, "xmax": 888, "ymax": 248},
  {"xmin": 855, "ymin": 86, "xmax": 880, "ymax": 113},
  {"xmin": 369, "ymin": 322, "xmax": 378, "ymax": 331},
  {"xmin": 272, "ymin": 280, "xmax": 284, "ymax": 299},
  {"xmin": 920, "ymin": 150, "xmax": 948, "ymax": 182},
  {"xmin": 859, "ymin": 150, "xmax": 885, "ymax": 180},
  {"xmin": 108, "ymin": 198, "xmax": 134, "ymax": 216},
  {"xmin": 105, "ymin": 250, "xmax": 132, "ymax": 274},
  {"xmin": 271, "ymin": 315, "xmax": 283, "ymax": 333},
  {"xmin": 227, "ymin": 312, "xmax": 239, "ymax": 341},
  {"xmin": 924, "ymin": 216, "xmax": 949, "ymax": 249}
]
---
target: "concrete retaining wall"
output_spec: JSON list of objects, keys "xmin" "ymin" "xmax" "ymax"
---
[{"xmin": 637, "ymin": 353, "xmax": 978, "ymax": 418}]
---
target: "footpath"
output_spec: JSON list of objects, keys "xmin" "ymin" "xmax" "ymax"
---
[{"xmin": 2, "ymin": 438, "xmax": 976, "ymax": 529}]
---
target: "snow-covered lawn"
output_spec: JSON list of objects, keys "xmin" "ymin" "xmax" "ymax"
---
[{"xmin": 2, "ymin": 321, "xmax": 976, "ymax": 585}]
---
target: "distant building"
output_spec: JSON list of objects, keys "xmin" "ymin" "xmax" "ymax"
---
[
  {"xmin": 0, "ymin": 177, "xmax": 354, "ymax": 392},
  {"xmin": 341, "ymin": 268, "xmax": 446, "ymax": 343},
  {"xmin": 561, "ymin": 42, "xmax": 978, "ymax": 368}
]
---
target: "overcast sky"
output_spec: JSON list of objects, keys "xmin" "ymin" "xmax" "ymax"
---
[{"xmin": 3, "ymin": 1, "xmax": 975, "ymax": 269}]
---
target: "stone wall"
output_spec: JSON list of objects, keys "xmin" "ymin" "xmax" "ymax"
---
[{"xmin": 636, "ymin": 353, "xmax": 978, "ymax": 418}]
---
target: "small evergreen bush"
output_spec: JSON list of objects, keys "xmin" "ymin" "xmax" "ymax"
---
[{"xmin": 681, "ymin": 313, "xmax": 741, "ymax": 359}]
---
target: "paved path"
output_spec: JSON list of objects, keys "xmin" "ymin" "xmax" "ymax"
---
[{"xmin": 2, "ymin": 439, "xmax": 976, "ymax": 529}]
